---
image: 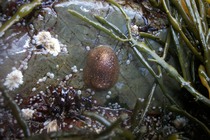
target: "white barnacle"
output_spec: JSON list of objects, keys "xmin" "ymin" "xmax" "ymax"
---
[
  {"xmin": 4, "ymin": 69, "xmax": 23, "ymax": 90},
  {"xmin": 32, "ymin": 87, "xmax": 37, "ymax": 92},
  {"xmin": 77, "ymin": 90, "xmax": 82, "ymax": 96},
  {"xmin": 107, "ymin": 91, "xmax": 112, "ymax": 95},
  {"xmin": 126, "ymin": 59, "xmax": 130, "ymax": 65},
  {"xmin": 47, "ymin": 72, "xmax": 55, "ymax": 79},
  {"xmin": 131, "ymin": 25, "xmax": 139, "ymax": 35},
  {"xmin": 21, "ymin": 108, "xmax": 35, "ymax": 120},
  {"xmin": 45, "ymin": 119, "xmax": 59, "ymax": 133},
  {"xmin": 71, "ymin": 65, "xmax": 78, "ymax": 73},
  {"xmin": 86, "ymin": 46, "xmax": 90, "ymax": 51},
  {"xmin": 173, "ymin": 116, "xmax": 188, "ymax": 129},
  {"xmin": 106, "ymin": 95, "xmax": 111, "ymax": 99},
  {"xmin": 34, "ymin": 31, "xmax": 61, "ymax": 56},
  {"xmin": 34, "ymin": 30, "xmax": 52, "ymax": 45},
  {"xmin": 45, "ymin": 38, "xmax": 61, "ymax": 56}
]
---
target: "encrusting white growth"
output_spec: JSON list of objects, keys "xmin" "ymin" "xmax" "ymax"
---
[
  {"xmin": 21, "ymin": 108, "xmax": 35, "ymax": 120},
  {"xmin": 34, "ymin": 30, "xmax": 61, "ymax": 56},
  {"xmin": 34, "ymin": 31, "xmax": 51, "ymax": 45},
  {"xmin": 45, "ymin": 38, "xmax": 61, "ymax": 56},
  {"xmin": 45, "ymin": 119, "xmax": 59, "ymax": 133},
  {"xmin": 131, "ymin": 25, "xmax": 139, "ymax": 35},
  {"xmin": 4, "ymin": 69, "xmax": 24, "ymax": 90}
]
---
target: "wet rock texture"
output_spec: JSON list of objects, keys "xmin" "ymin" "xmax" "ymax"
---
[
  {"xmin": 0, "ymin": 0, "xmax": 191, "ymax": 139},
  {"xmin": 0, "ymin": 0, "xmax": 170, "ymax": 109}
]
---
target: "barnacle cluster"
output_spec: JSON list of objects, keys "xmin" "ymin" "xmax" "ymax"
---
[
  {"xmin": 25, "ymin": 86, "xmax": 95, "ymax": 129},
  {"xmin": 33, "ymin": 31, "xmax": 61, "ymax": 56},
  {"xmin": 0, "ymin": 85, "xmax": 134, "ymax": 138},
  {"xmin": 1, "ymin": 0, "xmax": 210, "ymax": 139},
  {"xmin": 1, "ymin": 86, "xmax": 97, "ymax": 137},
  {"xmin": 0, "ymin": 86, "xmax": 193, "ymax": 139},
  {"xmin": 43, "ymin": 86, "xmax": 93, "ymax": 119},
  {"xmin": 3, "ymin": 69, "xmax": 23, "ymax": 91}
]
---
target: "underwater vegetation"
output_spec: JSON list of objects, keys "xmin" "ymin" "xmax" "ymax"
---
[{"xmin": 0, "ymin": 0, "xmax": 210, "ymax": 139}]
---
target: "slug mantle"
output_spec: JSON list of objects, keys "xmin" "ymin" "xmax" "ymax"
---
[{"xmin": 83, "ymin": 45, "xmax": 119, "ymax": 90}]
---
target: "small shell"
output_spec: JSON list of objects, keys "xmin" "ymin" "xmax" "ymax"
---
[{"xmin": 83, "ymin": 45, "xmax": 119, "ymax": 90}]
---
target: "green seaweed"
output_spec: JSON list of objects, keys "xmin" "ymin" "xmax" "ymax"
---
[
  {"xmin": 68, "ymin": 0, "xmax": 210, "ymax": 137},
  {"xmin": 1, "ymin": 90, "xmax": 31, "ymax": 137},
  {"xmin": 0, "ymin": 0, "xmax": 42, "ymax": 37},
  {"xmin": 168, "ymin": 105, "xmax": 210, "ymax": 136},
  {"xmin": 68, "ymin": 3, "xmax": 210, "ymax": 107},
  {"xmin": 2, "ymin": 0, "xmax": 210, "ymax": 139}
]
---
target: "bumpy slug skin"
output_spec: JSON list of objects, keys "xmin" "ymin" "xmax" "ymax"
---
[{"xmin": 83, "ymin": 45, "xmax": 119, "ymax": 90}]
